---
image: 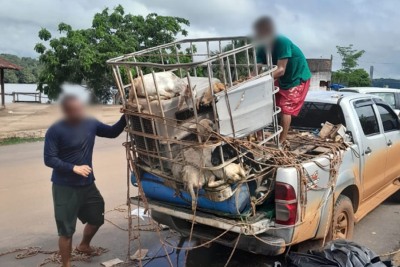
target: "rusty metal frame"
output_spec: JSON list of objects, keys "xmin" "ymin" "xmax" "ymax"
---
[{"xmin": 108, "ymin": 36, "xmax": 281, "ymax": 179}]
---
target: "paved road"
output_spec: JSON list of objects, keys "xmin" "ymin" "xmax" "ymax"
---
[{"xmin": 0, "ymin": 138, "xmax": 399, "ymax": 266}]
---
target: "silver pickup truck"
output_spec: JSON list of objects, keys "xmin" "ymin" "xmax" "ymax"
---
[{"xmin": 148, "ymin": 91, "xmax": 400, "ymax": 256}]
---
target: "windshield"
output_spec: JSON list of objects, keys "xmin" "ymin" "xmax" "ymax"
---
[
  {"xmin": 369, "ymin": 92, "xmax": 396, "ymax": 109},
  {"xmin": 291, "ymin": 102, "xmax": 346, "ymax": 129}
]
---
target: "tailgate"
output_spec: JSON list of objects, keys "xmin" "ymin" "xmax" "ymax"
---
[{"xmin": 131, "ymin": 196, "xmax": 273, "ymax": 236}]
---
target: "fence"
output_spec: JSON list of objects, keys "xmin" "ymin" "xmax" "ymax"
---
[{"xmin": 4, "ymin": 92, "xmax": 44, "ymax": 103}]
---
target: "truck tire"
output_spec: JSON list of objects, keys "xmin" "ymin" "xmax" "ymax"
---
[
  {"xmin": 327, "ymin": 195, "xmax": 355, "ymax": 241},
  {"xmin": 295, "ymin": 195, "xmax": 355, "ymax": 252}
]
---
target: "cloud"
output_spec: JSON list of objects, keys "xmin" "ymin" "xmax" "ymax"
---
[{"xmin": 1, "ymin": 0, "xmax": 400, "ymax": 78}]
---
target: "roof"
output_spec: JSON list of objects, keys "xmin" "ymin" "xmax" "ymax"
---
[
  {"xmin": 307, "ymin": 58, "xmax": 332, "ymax": 72},
  {"xmin": 340, "ymin": 87, "xmax": 400, "ymax": 93},
  {"xmin": 305, "ymin": 90, "xmax": 372, "ymax": 104},
  {"xmin": 0, "ymin": 57, "xmax": 22, "ymax": 70}
]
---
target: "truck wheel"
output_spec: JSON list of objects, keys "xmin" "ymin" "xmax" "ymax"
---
[
  {"xmin": 296, "ymin": 195, "xmax": 355, "ymax": 252},
  {"xmin": 327, "ymin": 195, "xmax": 355, "ymax": 241}
]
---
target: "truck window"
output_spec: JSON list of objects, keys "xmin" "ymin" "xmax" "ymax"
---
[
  {"xmin": 291, "ymin": 102, "xmax": 345, "ymax": 129},
  {"xmin": 370, "ymin": 92, "xmax": 396, "ymax": 109},
  {"xmin": 355, "ymin": 105, "xmax": 380, "ymax": 136},
  {"xmin": 376, "ymin": 104, "xmax": 400, "ymax": 132}
]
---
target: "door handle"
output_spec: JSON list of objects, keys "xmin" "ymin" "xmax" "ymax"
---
[
  {"xmin": 387, "ymin": 140, "xmax": 393, "ymax": 147},
  {"xmin": 365, "ymin": 147, "xmax": 372, "ymax": 155}
]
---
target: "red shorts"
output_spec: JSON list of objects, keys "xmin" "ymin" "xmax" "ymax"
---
[{"xmin": 275, "ymin": 79, "xmax": 310, "ymax": 116}]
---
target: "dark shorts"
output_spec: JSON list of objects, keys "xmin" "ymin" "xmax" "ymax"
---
[{"xmin": 52, "ymin": 183, "xmax": 105, "ymax": 237}]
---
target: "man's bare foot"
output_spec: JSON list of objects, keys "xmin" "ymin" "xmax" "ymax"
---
[{"xmin": 75, "ymin": 245, "xmax": 95, "ymax": 255}]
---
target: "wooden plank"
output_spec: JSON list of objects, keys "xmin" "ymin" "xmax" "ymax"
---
[
  {"xmin": 292, "ymin": 145, "xmax": 316, "ymax": 155},
  {"xmin": 101, "ymin": 258, "xmax": 124, "ymax": 267}
]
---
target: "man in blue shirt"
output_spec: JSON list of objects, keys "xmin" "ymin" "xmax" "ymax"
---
[{"xmin": 44, "ymin": 95, "xmax": 126, "ymax": 267}]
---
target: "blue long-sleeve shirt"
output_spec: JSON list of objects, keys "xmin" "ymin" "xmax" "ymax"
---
[{"xmin": 44, "ymin": 115, "xmax": 126, "ymax": 186}]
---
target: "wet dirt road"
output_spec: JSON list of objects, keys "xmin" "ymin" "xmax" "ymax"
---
[{"xmin": 0, "ymin": 136, "xmax": 399, "ymax": 266}]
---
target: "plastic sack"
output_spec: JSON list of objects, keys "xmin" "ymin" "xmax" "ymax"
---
[{"xmin": 288, "ymin": 240, "xmax": 389, "ymax": 267}]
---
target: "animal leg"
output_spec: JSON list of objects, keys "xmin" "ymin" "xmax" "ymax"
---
[
  {"xmin": 177, "ymin": 95, "xmax": 185, "ymax": 110},
  {"xmin": 162, "ymin": 91, "xmax": 175, "ymax": 99},
  {"xmin": 208, "ymin": 179, "xmax": 225, "ymax": 188},
  {"xmin": 188, "ymin": 184, "xmax": 197, "ymax": 211},
  {"xmin": 207, "ymin": 171, "xmax": 223, "ymax": 188},
  {"xmin": 196, "ymin": 97, "xmax": 201, "ymax": 110},
  {"xmin": 239, "ymin": 167, "xmax": 246, "ymax": 179}
]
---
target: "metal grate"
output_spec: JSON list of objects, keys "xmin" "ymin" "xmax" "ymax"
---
[{"xmin": 108, "ymin": 36, "xmax": 282, "ymax": 178}]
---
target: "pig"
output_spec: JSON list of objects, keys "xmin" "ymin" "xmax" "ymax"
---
[{"xmin": 129, "ymin": 71, "xmax": 187, "ymax": 102}]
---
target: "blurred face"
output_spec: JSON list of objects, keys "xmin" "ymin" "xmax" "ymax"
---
[
  {"xmin": 254, "ymin": 21, "xmax": 276, "ymax": 43},
  {"xmin": 62, "ymin": 98, "xmax": 85, "ymax": 123}
]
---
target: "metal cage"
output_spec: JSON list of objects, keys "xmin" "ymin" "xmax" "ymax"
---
[{"xmin": 107, "ymin": 36, "xmax": 281, "ymax": 189}]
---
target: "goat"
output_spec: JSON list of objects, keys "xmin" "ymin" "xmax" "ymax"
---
[{"xmin": 129, "ymin": 72, "xmax": 187, "ymax": 102}]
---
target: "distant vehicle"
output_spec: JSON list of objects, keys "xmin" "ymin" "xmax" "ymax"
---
[
  {"xmin": 339, "ymin": 87, "xmax": 400, "ymax": 115},
  {"xmin": 330, "ymin": 83, "xmax": 345, "ymax": 91}
]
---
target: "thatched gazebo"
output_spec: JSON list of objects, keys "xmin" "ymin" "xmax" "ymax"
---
[{"xmin": 0, "ymin": 57, "xmax": 22, "ymax": 107}]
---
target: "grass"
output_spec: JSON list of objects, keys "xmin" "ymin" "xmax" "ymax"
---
[{"xmin": 0, "ymin": 137, "xmax": 45, "ymax": 146}]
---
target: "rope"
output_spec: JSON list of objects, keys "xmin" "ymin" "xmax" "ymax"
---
[
  {"xmin": 122, "ymin": 103, "xmax": 347, "ymax": 266},
  {"xmin": 380, "ymin": 248, "xmax": 400, "ymax": 257},
  {"xmin": 224, "ymin": 232, "xmax": 241, "ymax": 267},
  {"xmin": 0, "ymin": 246, "xmax": 108, "ymax": 267}
]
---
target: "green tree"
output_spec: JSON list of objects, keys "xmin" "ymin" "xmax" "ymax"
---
[
  {"xmin": 348, "ymin": 69, "xmax": 371, "ymax": 87},
  {"xmin": 0, "ymin": 54, "xmax": 42, "ymax": 83},
  {"xmin": 336, "ymin": 44, "xmax": 365, "ymax": 73},
  {"xmin": 35, "ymin": 5, "xmax": 190, "ymax": 103},
  {"xmin": 210, "ymin": 39, "xmax": 253, "ymax": 81},
  {"xmin": 332, "ymin": 44, "xmax": 370, "ymax": 87},
  {"xmin": 4, "ymin": 71, "xmax": 19, "ymax": 83}
]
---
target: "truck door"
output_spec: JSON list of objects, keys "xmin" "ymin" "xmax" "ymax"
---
[
  {"xmin": 374, "ymin": 102, "xmax": 400, "ymax": 184},
  {"xmin": 353, "ymin": 99, "xmax": 388, "ymax": 199}
]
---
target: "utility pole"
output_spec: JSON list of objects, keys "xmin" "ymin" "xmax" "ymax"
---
[{"xmin": 370, "ymin": 65, "xmax": 374, "ymax": 83}]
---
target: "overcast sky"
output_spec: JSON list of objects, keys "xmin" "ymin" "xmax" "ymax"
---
[{"xmin": 1, "ymin": 0, "xmax": 400, "ymax": 78}]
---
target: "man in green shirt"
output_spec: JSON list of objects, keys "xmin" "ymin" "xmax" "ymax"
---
[{"xmin": 254, "ymin": 17, "xmax": 311, "ymax": 143}]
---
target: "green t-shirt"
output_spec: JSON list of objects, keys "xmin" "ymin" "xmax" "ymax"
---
[{"xmin": 257, "ymin": 35, "xmax": 311, "ymax": 90}]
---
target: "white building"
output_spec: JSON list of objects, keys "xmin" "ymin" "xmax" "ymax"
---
[{"xmin": 307, "ymin": 58, "xmax": 332, "ymax": 91}]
